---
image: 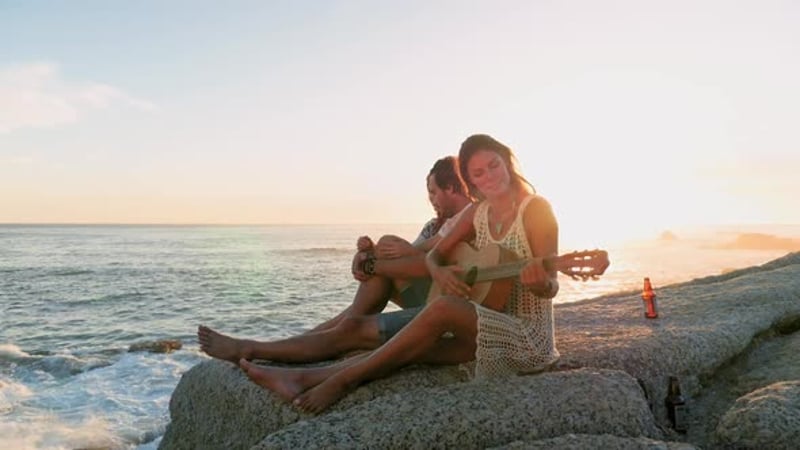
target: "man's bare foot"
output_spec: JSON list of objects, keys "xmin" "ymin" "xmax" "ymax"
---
[
  {"xmin": 197, "ymin": 325, "xmax": 253, "ymax": 363},
  {"xmin": 292, "ymin": 375, "xmax": 352, "ymax": 414},
  {"xmin": 239, "ymin": 359, "xmax": 307, "ymax": 403}
]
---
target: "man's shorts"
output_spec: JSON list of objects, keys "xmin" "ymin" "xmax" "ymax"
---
[
  {"xmin": 375, "ymin": 277, "xmax": 431, "ymax": 343},
  {"xmin": 398, "ymin": 277, "xmax": 432, "ymax": 308},
  {"xmin": 376, "ymin": 306, "xmax": 424, "ymax": 343}
]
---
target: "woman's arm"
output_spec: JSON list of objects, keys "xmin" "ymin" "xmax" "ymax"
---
[
  {"xmin": 520, "ymin": 195, "xmax": 560, "ymax": 299},
  {"xmin": 425, "ymin": 204, "xmax": 477, "ymax": 298}
]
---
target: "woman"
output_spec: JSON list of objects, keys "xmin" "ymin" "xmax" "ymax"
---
[{"xmin": 240, "ymin": 134, "xmax": 560, "ymax": 413}]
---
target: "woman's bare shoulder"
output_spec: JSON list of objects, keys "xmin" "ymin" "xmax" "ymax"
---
[{"xmin": 522, "ymin": 193, "xmax": 553, "ymax": 213}]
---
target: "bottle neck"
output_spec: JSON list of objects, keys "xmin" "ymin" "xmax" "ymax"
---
[{"xmin": 668, "ymin": 377, "xmax": 682, "ymax": 396}]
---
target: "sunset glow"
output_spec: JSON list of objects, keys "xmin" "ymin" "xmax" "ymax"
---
[{"xmin": 1, "ymin": 1, "xmax": 798, "ymax": 247}]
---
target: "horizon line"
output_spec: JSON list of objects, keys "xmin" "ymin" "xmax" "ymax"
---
[
  {"xmin": 0, "ymin": 221, "xmax": 428, "ymax": 227},
  {"xmin": 2, "ymin": 221, "xmax": 800, "ymax": 227}
]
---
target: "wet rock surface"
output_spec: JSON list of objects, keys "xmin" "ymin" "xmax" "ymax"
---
[{"xmin": 129, "ymin": 339, "xmax": 183, "ymax": 354}]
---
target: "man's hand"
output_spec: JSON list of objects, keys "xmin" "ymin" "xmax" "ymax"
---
[
  {"xmin": 374, "ymin": 236, "xmax": 415, "ymax": 259},
  {"xmin": 351, "ymin": 250, "xmax": 373, "ymax": 282},
  {"xmin": 356, "ymin": 236, "xmax": 374, "ymax": 252}
]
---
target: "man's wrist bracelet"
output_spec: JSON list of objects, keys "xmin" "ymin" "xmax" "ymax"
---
[{"xmin": 363, "ymin": 254, "xmax": 377, "ymax": 276}]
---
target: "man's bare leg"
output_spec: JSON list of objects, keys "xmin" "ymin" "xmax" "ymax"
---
[
  {"xmin": 198, "ymin": 313, "xmax": 383, "ymax": 364},
  {"xmin": 306, "ymin": 275, "xmax": 393, "ymax": 334}
]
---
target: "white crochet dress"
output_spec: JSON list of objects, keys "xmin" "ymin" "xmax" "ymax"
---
[{"xmin": 467, "ymin": 194, "xmax": 560, "ymax": 379}]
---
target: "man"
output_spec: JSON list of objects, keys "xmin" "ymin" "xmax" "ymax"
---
[
  {"xmin": 198, "ymin": 156, "xmax": 472, "ymax": 364},
  {"xmin": 310, "ymin": 155, "xmax": 471, "ymax": 332}
]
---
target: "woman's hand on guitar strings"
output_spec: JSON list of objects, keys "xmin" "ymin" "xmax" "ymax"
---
[{"xmin": 431, "ymin": 264, "xmax": 471, "ymax": 298}]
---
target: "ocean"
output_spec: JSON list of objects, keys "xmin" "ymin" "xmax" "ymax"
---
[{"xmin": 1, "ymin": 223, "xmax": 798, "ymax": 449}]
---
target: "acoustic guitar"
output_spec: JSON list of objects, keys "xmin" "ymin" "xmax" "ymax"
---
[{"xmin": 425, "ymin": 242, "xmax": 610, "ymax": 310}]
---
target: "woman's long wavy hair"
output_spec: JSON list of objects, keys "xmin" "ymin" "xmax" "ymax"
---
[{"xmin": 457, "ymin": 134, "xmax": 535, "ymax": 201}]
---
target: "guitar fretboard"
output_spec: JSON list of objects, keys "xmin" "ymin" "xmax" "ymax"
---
[{"xmin": 469, "ymin": 257, "xmax": 557, "ymax": 283}]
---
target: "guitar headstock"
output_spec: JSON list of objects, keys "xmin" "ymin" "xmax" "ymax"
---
[{"xmin": 557, "ymin": 249, "xmax": 610, "ymax": 281}]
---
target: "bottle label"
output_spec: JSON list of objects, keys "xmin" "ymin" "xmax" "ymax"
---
[
  {"xmin": 644, "ymin": 297, "xmax": 658, "ymax": 318},
  {"xmin": 673, "ymin": 404, "xmax": 688, "ymax": 431}
]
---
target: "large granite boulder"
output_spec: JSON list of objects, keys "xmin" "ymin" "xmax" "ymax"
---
[
  {"xmin": 554, "ymin": 252, "xmax": 800, "ymax": 423},
  {"xmin": 492, "ymin": 433, "xmax": 698, "ymax": 450},
  {"xmin": 253, "ymin": 368, "xmax": 661, "ymax": 449},
  {"xmin": 713, "ymin": 380, "xmax": 800, "ymax": 450},
  {"xmin": 161, "ymin": 361, "xmax": 466, "ymax": 450},
  {"xmin": 160, "ymin": 252, "xmax": 800, "ymax": 449}
]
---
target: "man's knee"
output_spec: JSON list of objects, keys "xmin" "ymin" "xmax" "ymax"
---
[{"xmin": 376, "ymin": 234, "xmax": 401, "ymax": 247}]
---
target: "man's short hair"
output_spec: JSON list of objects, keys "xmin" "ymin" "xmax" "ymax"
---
[{"xmin": 429, "ymin": 156, "xmax": 467, "ymax": 195}]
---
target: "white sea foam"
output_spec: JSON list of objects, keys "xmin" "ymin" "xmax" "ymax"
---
[
  {"xmin": 3, "ymin": 348, "xmax": 200, "ymax": 449},
  {"xmin": 0, "ymin": 377, "xmax": 33, "ymax": 413},
  {"xmin": 0, "ymin": 343, "xmax": 31, "ymax": 359},
  {"xmin": 0, "ymin": 415, "xmax": 122, "ymax": 450}
]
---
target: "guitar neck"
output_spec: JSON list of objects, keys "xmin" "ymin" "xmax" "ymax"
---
[{"xmin": 470, "ymin": 256, "xmax": 558, "ymax": 283}]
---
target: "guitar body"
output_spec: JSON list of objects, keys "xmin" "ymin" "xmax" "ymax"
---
[{"xmin": 426, "ymin": 242, "xmax": 518, "ymax": 311}]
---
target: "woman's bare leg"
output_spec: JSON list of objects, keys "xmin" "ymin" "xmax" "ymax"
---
[
  {"xmin": 239, "ymin": 352, "xmax": 370, "ymax": 403},
  {"xmin": 198, "ymin": 313, "xmax": 383, "ymax": 364},
  {"xmin": 239, "ymin": 324, "xmax": 473, "ymax": 405},
  {"xmin": 294, "ymin": 296, "xmax": 477, "ymax": 413}
]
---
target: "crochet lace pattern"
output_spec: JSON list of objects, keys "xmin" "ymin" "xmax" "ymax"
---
[{"xmin": 465, "ymin": 194, "xmax": 560, "ymax": 379}]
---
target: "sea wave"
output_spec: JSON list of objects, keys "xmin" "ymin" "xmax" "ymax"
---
[
  {"xmin": 0, "ymin": 345, "xmax": 115, "ymax": 378},
  {"xmin": 273, "ymin": 247, "xmax": 352, "ymax": 256},
  {"xmin": 0, "ymin": 343, "xmax": 31, "ymax": 360},
  {"xmin": 0, "ymin": 415, "xmax": 125, "ymax": 450},
  {"xmin": 50, "ymin": 269, "xmax": 95, "ymax": 277},
  {"xmin": 0, "ymin": 377, "xmax": 33, "ymax": 413}
]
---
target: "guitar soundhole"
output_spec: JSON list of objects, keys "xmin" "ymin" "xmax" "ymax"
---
[{"xmin": 465, "ymin": 266, "xmax": 478, "ymax": 287}]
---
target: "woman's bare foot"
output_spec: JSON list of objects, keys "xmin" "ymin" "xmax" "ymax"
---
[
  {"xmin": 239, "ymin": 359, "xmax": 307, "ymax": 404},
  {"xmin": 292, "ymin": 375, "xmax": 353, "ymax": 414},
  {"xmin": 197, "ymin": 325, "xmax": 253, "ymax": 363}
]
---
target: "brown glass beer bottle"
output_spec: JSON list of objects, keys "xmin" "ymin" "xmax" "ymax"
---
[
  {"xmin": 665, "ymin": 376, "xmax": 688, "ymax": 433},
  {"xmin": 642, "ymin": 277, "xmax": 658, "ymax": 319}
]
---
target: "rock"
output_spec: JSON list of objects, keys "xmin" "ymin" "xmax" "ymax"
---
[
  {"xmin": 129, "ymin": 339, "xmax": 182, "ymax": 354},
  {"xmin": 659, "ymin": 231, "xmax": 679, "ymax": 241},
  {"xmin": 681, "ymin": 319, "xmax": 800, "ymax": 447},
  {"xmin": 719, "ymin": 233, "xmax": 800, "ymax": 251},
  {"xmin": 553, "ymin": 252, "xmax": 800, "ymax": 425},
  {"xmin": 491, "ymin": 433, "xmax": 698, "ymax": 449},
  {"xmin": 713, "ymin": 381, "xmax": 800, "ymax": 450},
  {"xmin": 161, "ymin": 361, "xmax": 466, "ymax": 450},
  {"xmin": 159, "ymin": 252, "xmax": 800, "ymax": 449},
  {"xmin": 253, "ymin": 369, "xmax": 661, "ymax": 449}
]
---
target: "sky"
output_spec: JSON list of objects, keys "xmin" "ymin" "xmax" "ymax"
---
[{"xmin": 1, "ymin": 0, "xmax": 798, "ymax": 245}]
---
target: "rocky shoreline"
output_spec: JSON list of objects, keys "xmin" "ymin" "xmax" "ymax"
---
[{"xmin": 159, "ymin": 252, "xmax": 800, "ymax": 449}]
